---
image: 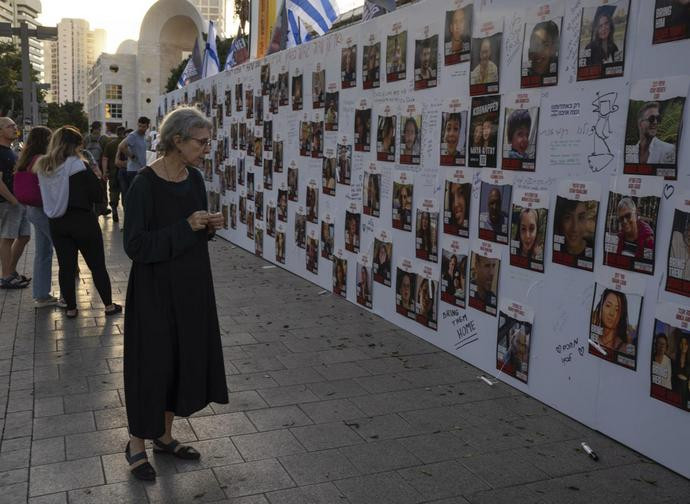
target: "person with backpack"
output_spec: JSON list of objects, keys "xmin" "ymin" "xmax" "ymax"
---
[
  {"xmin": 103, "ymin": 127, "xmax": 126, "ymax": 222},
  {"xmin": 35, "ymin": 126, "xmax": 121, "ymax": 318},
  {"xmin": 13, "ymin": 126, "xmax": 63, "ymax": 306},
  {"xmin": 83, "ymin": 121, "xmax": 110, "ymax": 217},
  {"xmin": 117, "ymin": 117, "xmax": 150, "ymax": 202}
]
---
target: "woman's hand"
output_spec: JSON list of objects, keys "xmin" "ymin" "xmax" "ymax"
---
[
  {"xmin": 187, "ymin": 211, "xmax": 209, "ymax": 231},
  {"xmin": 207, "ymin": 212, "xmax": 224, "ymax": 231}
]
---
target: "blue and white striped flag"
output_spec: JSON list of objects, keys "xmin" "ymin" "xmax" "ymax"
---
[
  {"xmin": 225, "ymin": 31, "xmax": 249, "ymax": 70},
  {"xmin": 286, "ymin": 0, "xmax": 339, "ymax": 48},
  {"xmin": 202, "ymin": 20, "xmax": 221, "ymax": 78},
  {"xmin": 177, "ymin": 38, "xmax": 203, "ymax": 88}
]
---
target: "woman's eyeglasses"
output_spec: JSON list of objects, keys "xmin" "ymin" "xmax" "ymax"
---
[{"xmin": 189, "ymin": 137, "xmax": 212, "ymax": 147}]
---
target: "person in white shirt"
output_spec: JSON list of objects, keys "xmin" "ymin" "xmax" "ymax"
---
[
  {"xmin": 632, "ymin": 102, "xmax": 675, "ymax": 164},
  {"xmin": 470, "ymin": 38, "xmax": 498, "ymax": 85}
]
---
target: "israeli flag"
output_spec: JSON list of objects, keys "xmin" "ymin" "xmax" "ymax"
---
[
  {"xmin": 287, "ymin": 0, "xmax": 339, "ymax": 47},
  {"xmin": 225, "ymin": 33, "xmax": 249, "ymax": 70},
  {"xmin": 202, "ymin": 20, "xmax": 221, "ymax": 78},
  {"xmin": 177, "ymin": 38, "xmax": 202, "ymax": 88}
]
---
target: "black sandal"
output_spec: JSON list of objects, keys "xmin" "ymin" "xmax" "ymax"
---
[
  {"xmin": 153, "ymin": 438, "xmax": 200, "ymax": 460},
  {"xmin": 125, "ymin": 441, "xmax": 156, "ymax": 481},
  {"xmin": 105, "ymin": 303, "xmax": 123, "ymax": 316}
]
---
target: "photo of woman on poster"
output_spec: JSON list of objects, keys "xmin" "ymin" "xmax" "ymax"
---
[
  {"xmin": 441, "ymin": 250, "xmax": 467, "ymax": 308},
  {"xmin": 577, "ymin": 2, "xmax": 628, "ymax": 81},
  {"xmin": 288, "ymin": 167, "xmax": 298, "ymax": 201},
  {"xmin": 522, "ymin": 19, "xmax": 560, "ymax": 88},
  {"xmin": 337, "ymin": 143, "xmax": 352, "ymax": 184},
  {"xmin": 444, "ymin": 181, "xmax": 471, "ymax": 237},
  {"xmin": 342, "ymin": 45, "xmax": 357, "ymax": 88},
  {"xmin": 355, "ymin": 108, "xmax": 372, "ymax": 151},
  {"xmin": 400, "ymin": 116, "xmax": 421, "ymax": 164},
  {"xmin": 510, "ymin": 206, "xmax": 547, "ymax": 272},
  {"xmin": 553, "ymin": 197, "xmax": 598, "ymax": 270},
  {"xmin": 377, "ymin": 115, "xmax": 396, "ymax": 161},
  {"xmin": 415, "ymin": 209, "xmax": 438, "ymax": 262},
  {"xmin": 440, "ymin": 112, "xmax": 467, "ymax": 166},
  {"xmin": 333, "ymin": 258, "xmax": 347, "ymax": 296},
  {"xmin": 386, "ymin": 31, "xmax": 407, "ymax": 82},
  {"xmin": 415, "ymin": 276, "xmax": 438, "ymax": 329},
  {"xmin": 364, "ymin": 172, "xmax": 381, "ymax": 217},
  {"xmin": 414, "ymin": 35, "xmax": 438, "ymax": 89},
  {"xmin": 396, "ymin": 268, "xmax": 416, "ymax": 317},
  {"xmin": 445, "ymin": 5, "xmax": 472, "ymax": 65},
  {"xmin": 392, "ymin": 181, "xmax": 413, "ymax": 231},
  {"xmin": 292, "ymin": 74, "xmax": 303, "ymax": 110},
  {"xmin": 590, "ymin": 285, "xmax": 640, "ymax": 370},
  {"xmin": 357, "ymin": 262, "xmax": 373, "ymax": 308},
  {"xmin": 373, "ymin": 239, "xmax": 392, "ymax": 286},
  {"xmin": 345, "ymin": 211, "xmax": 361, "ymax": 252},
  {"xmin": 363, "ymin": 42, "xmax": 381, "ymax": 89}
]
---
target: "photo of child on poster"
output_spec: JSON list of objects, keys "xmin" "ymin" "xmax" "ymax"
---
[
  {"xmin": 278, "ymin": 71, "xmax": 289, "ymax": 106},
  {"xmin": 399, "ymin": 112, "xmax": 421, "ymax": 165},
  {"xmin": 373, "ymin": 235, "xmax": 392, "ymax": 286},
  {"xmin": 267, "ymin": 203, "xmax": 275, "ymax": 237},
  {"xmin": 502, "ymin": 94, "xmax": 539, "ymax": 171},
  {"xmin": 577, "ymin": 1, "xmax": 630, "ymax": 81},
  {"xmin": 414, "ymin": 34, "xmax": 438, "ymax": 90},
  {"xmin": 468, "ymin": 243, "xmax": 500, "ymax": 316},
  {"xmin": 496, "ymin": 299, "xmax": 534, "ymax": 383},
  {"xmin": 386, "ymin": 30, "xmax": 407, "ymax": 82},
  {"xmin": 469, "ymin": 95, "xmax": 500, "ymax": 167},
  {"xmin": 624, "ymin": 77, "xmax": 688, "ymax": 180},
  {"xmin": 274, "ymin": 140, "xmax": 283, "ymax": 172},
  {"xmin": 603, "ymin": 176, "xmax": 661, "ymax": 275},
  {"xmin": 444, "ymin": 4, "xmax": 472, "ymax": 65},
  {"xmin": 440, "ymin": 110, "xmax": 467, "ymax": 166},
  {"xmin": 444, "ymin": 178, "xmax": 471, "ymax": 238},
  {"xmin": 441, "ymin": 245, "xmax": 467, "ymax": 309},
  {"xmin": 239, "ymin": 195, "xmax": 246, "ymax": 224},
  {"xmin": 277, "ymin": 189, "xmax": 288, "ymax": 223},
  {"xmin": 510, "ymin": 188, "xmax": 548, "ymax": 273},
  {"xmin": 230, "ymin": 202, "xmax": 237, "ymax": 229},
  {"xmin": 255, "ymin": 190, "xmax": 264, "ymax": 221},
  {"xmin": 552, "ymin": 181, "xmax": 600, "ymax": 272},
  {"xmin": 235, "ymin": 83, "xmax": 243, "ymax": 111}
]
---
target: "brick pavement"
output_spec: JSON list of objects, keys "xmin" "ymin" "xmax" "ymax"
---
[{"xmin": 0, "ymin": 217, "xmax": 688, "ymax": 503}]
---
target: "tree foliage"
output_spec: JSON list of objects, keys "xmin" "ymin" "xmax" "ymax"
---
[
  {"xmin": 165, "ymin": 35, "xmax": 235, "ymax": 93},
  {"xmin": 46, "ymin": 101, "xmax": 88, "ymax": 132},
  {"xmin": 0, "ymin": 42, "xmax": 42, "ymax": 121}
]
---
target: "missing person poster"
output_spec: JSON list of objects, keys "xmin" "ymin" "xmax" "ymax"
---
[
  {"xmin": 306, "ymin": 180, "xmax": 319, "ymax": 224},
  {"xmin": 416, "ymin": 264, "xmax": 439, "ymax": 330},
  {"xmin": 341, "ymin": 40, "xmax": 357, "ymax": 88},
  {"xmin": 552, "ymin": 180, "xmax": 601, "ymax": 271},
  {"xmin": 603, "ymin": 175, "xmax": 662, "ymax": 275},
  {"xmin": 287, "ymin": 163, "xmax": 298, "ymax": 202},
  {"xmin": 377, "ymin": 105, "xmax": 397, "ymax": 162},
  {"xmin": 274, "ymin": 137, "xmax": 283, "ymax": 172},
  {"xmin": 363, "ymin": 164, "xmax": 382, "ymax": 217},
  {"xmin": 414, "ymin": 28, "xmax": 438, "ymax": 90},
  {"xmin": 444, "ymin": 1, "xmax": 472, "ymax": 65},
  {"xmin": 521, "ymin": 3, "xmax": 562, "ymax": 88},
  {"xmin": 373, "ymin": 229, "xmax": 393, "ymax": 287},
  {"xmin": 276, "ymin": 225, "xmax": 286, "ymax": 264},
  {"xmin": 295, "ymin": 206, "xmax": 306, "ymax": 249},
  {"xmin": 399, "ymin": 103, "xmax": 422, "ymax": 165},
  {"xmin": 478, "ymin": 169, "xmax": 513, "ymax": 245},
  {"xmin": 396, "ymin": 258, "xmax": 417, "ymax": 319},
  {"xmin": 470, "ymin": 16, "xmax": 502, "ymax": 96},
  {"xmin": 263, "ymin": 159, "xmax": 273, "ymax": 190},
  {"xmin": 653, "ymin": 0, "xmax": 690, "ymax": 44},
  {"xmin": 650, "ymin": 302, "xmax": 690, "ymax": 412},
  {"xmin": 278, "ymin": 69, "xmax": 289, "ymax": 107},
  {"xmin": 312, "ymin": 116, "xmax": 324, "ymax": 159},
  {"xmin": 469, "ymin": 239, "xmax": 501, "ymax": 316},
  {"xmin": 589, "ymin": 268, "xmax": 644, "ymax": 370},
  {"xmin": 666, "ymin": 191, "xmax": 690, "ymax": 297},
  {"xmin": 415, "ymin": 199, "xmax": 439, "ymax": 262},
  {"xmin": 355, "ymin": 101, "xmax": 372, "ymax": 152},
  {"xmin": 246, "ymin": 201, "xmax": 255, "ymax": 239},
  {"xmin": 323, "ymin": 151, "xmax": 337, "ymax": 196},
  {"xmin": 441, "ymin": 239, "xmax": 468, "ymax": 309},
  {"xmin": 321, "ymin": 213, "xmax": 335, "ymax": 260},
  {"xmin": 392, "ymin": 171, "xmax": 414, "ymax": 231},
  {"xmin": 325, "ymin": 89, "xmax": 339, "ymax": 132},
  {"xmin": 306, "ymin": 228, "xmax": 319, "ymax": 274},
  {"xmin": 277, "ymin": 186, "xmax": 288, "ymax": 223},
  {"xmin": 312, "ymin": 66, "xmax": 325, "ymax": 109},
  {"xmin": 267, "ymin": 200, "xmax": 276, "ymax": 237},
  {"xmin": 440, "ymin": 99, "xmax": 468, "ymax": 166},
  {"xmin": 292, "ymin": 71, "xmax": 303, "ymax": 111},
  {"xmin": 497, "ymin": 299, "xmax": 534, "ymax": 383},
  {"xmin": 624, "ymin": 76, "xmax": 689, "ymax": 180},
  {"xmin": 386, "ymin": 24, "xmax": 407, "ymax": 82},
  {"xmin": 502, "ymin": 91, "xmax": 540, "ymax": 171},
  {"xmin": 345, "ymin": 202, "xmax": 361, "ymax": 253},
  {"xmin": 363, "ymin": 36, "xmax": 381, "ymax": 89},
  {"xmin": 255, "ymin": 223, "xmax": 264, "ymax": 257},
  {"xmin": 510, "ymin": 188, "xmax": 549, "ymax": 273},
  {"xmin": 576, "ymin": 0, "xmax": 630, "ymax": 81},
  {"xmin": 357, "ymin": 252, "xmax": 373, "ymax": 309},
  {"xmin": 333, "ymin": 250, "xmax": 348, "ymax": 297},
  {"xmin": 469, "ymin": 95, "xmax": 501, "ymax": 168},
  {"xmin": 299, "ymin": 117, "xmax": 311, "ymax": 157},
  {"xmin": 337, "ymin": 139, "xmax": 352, "ymax": 185},
  {"xmin": 443, "ymin": 170, "xmax": 471, "ymax": 238},
  {"xmin": 235, "ymin": 82, "xmax": 243, "ymax": 112}
]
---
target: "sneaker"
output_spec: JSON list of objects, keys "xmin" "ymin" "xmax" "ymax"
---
[
  {"xmin": 34, "ymin": 296, "xmax": 59, "ymax": 308},
  {"xmin": 56, "ymin": 297, "xmax": 68, "ymax": 308}
]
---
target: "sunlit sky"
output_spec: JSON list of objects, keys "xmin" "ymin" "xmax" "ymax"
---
[{"xmin": 38, "ymin": 0, "xmax": 362, "ymax": 54}]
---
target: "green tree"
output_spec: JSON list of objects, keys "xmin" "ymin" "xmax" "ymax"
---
[
  {"xmin": 165, "ymin": 35, "xmax": 235, "ymax": 93},
  {"xmin": 0, "ymin": 42, "xmax": 42, "ymax": 121},
  {"xmin": 46, "ymin": 101, "xmax": 88, "ymax": 132}
]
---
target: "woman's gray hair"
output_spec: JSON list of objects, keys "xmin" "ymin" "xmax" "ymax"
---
[{"xmin": 158, "ymin": 106, "xmax": 212, "ymax": 153}]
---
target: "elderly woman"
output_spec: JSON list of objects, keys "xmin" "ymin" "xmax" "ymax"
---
[{"xmin": 122, "ymin": 107, "xmax": 228, "ymax": 481}]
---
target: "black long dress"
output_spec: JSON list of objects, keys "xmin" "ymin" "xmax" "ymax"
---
[{"xmin": 123, "ymin": 166, "xmax": 228, "ymax": 439}]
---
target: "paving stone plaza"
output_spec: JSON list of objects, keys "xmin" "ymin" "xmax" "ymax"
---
[{"xmin": 0, "ymin": 219, "xmax": 688, "ymax": 503}]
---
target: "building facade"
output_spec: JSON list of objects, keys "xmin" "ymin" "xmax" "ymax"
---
[
  {"xmin": 0, "ymin": 0, "xmax": 44, "ymax": 80},
  {"xmin": 87, "ymin": 51, "xmax": 137, "ymax": 133},
  {"xmin": 190, "ymin": 0, "xmax": 226, "ymax": 35}
]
